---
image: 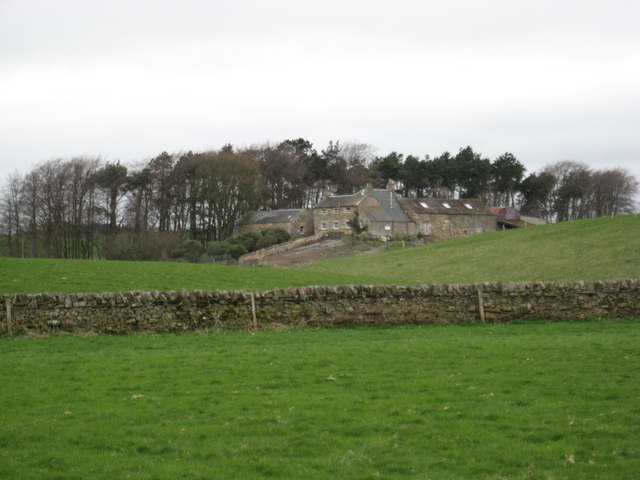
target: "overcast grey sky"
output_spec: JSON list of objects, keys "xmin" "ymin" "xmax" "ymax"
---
[{"xmin": 1, "ymin": 0, "xmax": 639, "ymax": 182}]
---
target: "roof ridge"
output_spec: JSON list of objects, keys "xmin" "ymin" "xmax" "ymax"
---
[
  {"xmin": 324, "ymin": 192, "xmax": 361, "ymax": 198},
  {"xmin": 256, "ymin": 208, "xmax": 302, "ymax": 211}
]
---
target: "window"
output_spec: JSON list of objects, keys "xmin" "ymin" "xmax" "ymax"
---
[
  {"xmin": 384, "ymin": 223, "xmax": 392, "ymax": 231},
  {"xmin": 299, "ymin": 225, "xmax": 305, "ymax": 234},
  {"xmin": 419, "ymin": 202, "xmax": 429, "ymax": 209},
  {"xmin": 442, "ymin": 202, "xmax": 451, "ymax": 209},
  {"xmin": 333, "ymin": 221, "xmax": 339, "ymax": 229},
  {"xmin": 464, "ymin": 203, "xmax": 474, "ymax": 210},
  {"xmin": 345, "ymin": 207, "xmax": 351, "ymax": 213},
  {"xmin": 423, "ymin": 223, "xmax": 431, "ymax": 235},
  {"xmin": 321, "ymin": 221, "xmax": 327, "ymax": 230},
  {"xmin": 321, "ymin": 208, "xmax": 327, "ymax": 215},
  {"xmin": 333, "ymin": 208, "xmax": 339, "ymax": 214}
]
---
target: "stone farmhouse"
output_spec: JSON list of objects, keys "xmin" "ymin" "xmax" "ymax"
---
[
  {"xmin": 313, "ymin": 184, "xmax": 412, "ymax": 237},
  {"xmin": 239, "ymin": 181, "xmax": 497, "ymax": 240}
]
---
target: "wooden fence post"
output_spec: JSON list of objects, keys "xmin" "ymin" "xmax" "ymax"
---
[
  {"xmin": 477, "ymin": 288, "xmax": 486, "ymax": 323},
  {"xmin": 250, "ymin": 292, "xmax": 258, "ymax": 331},
  {"xmin": 5, "ymin": 297, "xmax": 13, "ymax": 336}
]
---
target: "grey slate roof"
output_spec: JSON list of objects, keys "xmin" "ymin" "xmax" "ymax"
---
[
  {"xmin": 241, "ymin": 209, "xmax": 304, "ymax": 225},
  {"xmin": 315, "ymin": 189, "xmax": 411, "ymax": 223},
  {"xmin": 398, "ymin": 198, "xmax": 494, "ymax": 216},
  {"xmin": 364, "ymin": 190, "xmax": 411, "ymax": 222}
]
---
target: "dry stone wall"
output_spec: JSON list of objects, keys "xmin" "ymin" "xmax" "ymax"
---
[
  {"xmin": 239, "ymin": 233, "xmax": 326, "ymax": 266},
  {"xmin": 1, "ymin": 279, "xmax": 639, "ymax": 336},
  {"xmin": 239, "ymin": 232, "xmax": 344, "ymax": 266}
]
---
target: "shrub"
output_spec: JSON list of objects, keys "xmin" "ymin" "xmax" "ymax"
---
[
  {"xmin": 206, "ymin": 241, "xmax": 232, "ymax": 256},
  {"xmin": 229, "ymin": 231, "xmax": 261, "ymax": 252},
  {"xmin": 103, "ymin": 232, "xmax": 182, "ymax": 261},
  {"xmin": 255, "ymin": 234, "xmax": 278, "ymax": 250},
  {"xmin": 261, "ymin": 228, "xmax": 290, "ymax": 244},
  {"xmin": 169, "ymin": 239, "xmax": 205, "ymax": 263},
  {"xmin": 227, "ymin": 244, "xmax": 248, "ymax": 259},
  {"xmin": 347, "ymin": 211, "xmax": 367, "ymax": 234}
]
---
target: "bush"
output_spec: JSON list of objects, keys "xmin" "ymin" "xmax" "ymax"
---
[
  {"xmin": 255, "ymin": 234, "xmax": 278, "ymax": 250},
  {"xmin": 206, "ymin": 241, "xmax": 232, "ymax": 256},
  {"xmin": 227, "ymin": 244, "xmax": 248, "ymax": 259},
  {"xmin": 169, "ymin": 239, "xmax": 205, "ymax": 263},
  {"xmin": 260, "ymin": 228, "xmax": 290, "ymax": 244},
  {"xmin": 347, "ymin": 211, "xmax": 367, "ymax": 234},
  {"xmin": 103, "ymin": 232, "xmax": 182, "ymax": 261},
  {"xmin": 229, "ymin": 231, "xmax": 261, "ymax": 252}
]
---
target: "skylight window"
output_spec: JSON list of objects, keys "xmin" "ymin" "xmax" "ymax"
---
[
  {"xmin": 419, "ymin": 202, "xmax": 429, "ymax": 209},
  {"xmin": 464, "ymin": 203, "xmax": 474, "ymax": 210},
  {"xmin": 442, "ymin": 202, "xmax": 451, "ymax": 209}
]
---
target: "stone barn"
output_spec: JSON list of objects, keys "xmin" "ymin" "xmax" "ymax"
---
[{"xmin": 398, "ymin": 198, "xmax": 497, "ymax": 240}]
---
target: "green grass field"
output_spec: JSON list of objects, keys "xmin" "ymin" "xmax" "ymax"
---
[
  {"xmin": 299, "ymin": 215, "xmax": 640, "ymax": 284},
  {"xmin": 1, "ymin": 215, "xmax": 639, "ymax": 295},
  {"xmin": 0, "ymin": 257, "xmax": 382, "ymax": 295},
  {"xmin": 1, "ymin": 321, "xmax": 638, "ymax": 479},
  {"xmin": 1, "ymin": 217, "xmax": 639, "ymax": 478},
  {"xmin": 0, "ymin": 215, "xmax": 640, "ymax": 293}
]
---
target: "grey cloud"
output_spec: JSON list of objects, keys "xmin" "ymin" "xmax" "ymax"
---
[{"xmin": 0, "ymin": 0, "xmax": 638, "ymax": 183}]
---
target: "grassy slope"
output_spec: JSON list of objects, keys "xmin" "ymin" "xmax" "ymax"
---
[
  {"xmin": 0, "ymin": 258, "xmax": 384, "ymax": 295},
  {"xmin": 299, "ymin": 215, "xmax": 640, "ymax": 284},
  {"xmin": 1, "ymin": 322, "xmax": 638, "ymax": 479},
  {"xmin": 1, "ymin": 215, "xmax": 638, "ymax": 295}
]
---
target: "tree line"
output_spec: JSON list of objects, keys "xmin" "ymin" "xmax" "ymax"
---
[{"xmin": 1, "ymin": 139, "xmax": 637, "ymax": 259}]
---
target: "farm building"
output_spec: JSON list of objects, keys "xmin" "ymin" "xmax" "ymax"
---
[
  {"xmin": 312, "ymin": 184, "xmax": 413, "ymax": 237},
  {"xmin": 313, "ymin": 181, "xmax": 495, "ymax": 240},
  {"xmin": 399, "ymin": 197, "xmax": 497, "ymax": 240},
  {"xmin": 236, "ymin": 209, "xmax": 314, "ymax": 237},
  {"xmin": 241, "ymin": 181, "xmax": 499, "ymax": 242},
  {"xmin": 491, "ymin": 206, "xmax": 546, "ymax": 229}
]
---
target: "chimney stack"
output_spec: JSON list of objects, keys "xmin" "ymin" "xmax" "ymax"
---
[{"xmin": 364, "ymin": 183, "xmax": 373, "ymax": 196}]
